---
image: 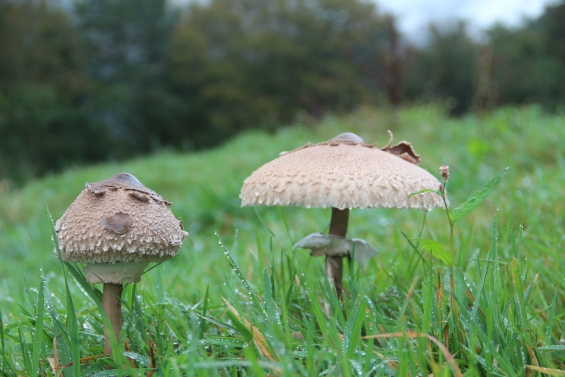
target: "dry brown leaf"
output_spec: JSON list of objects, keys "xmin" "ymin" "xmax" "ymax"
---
[{"xmin": 379, "ymin": 130, "xmax": 421, "ymax": 165}]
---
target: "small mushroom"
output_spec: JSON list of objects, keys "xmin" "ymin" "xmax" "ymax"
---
[
  {"xmin": 240, "ymin": 132, "xmax": 444, "ymax": 297},
  {"xmin": 55, "ymin": 173, "xmax": 188, "ymax": 355},
  {"xmin": 293, "ymin": 233, "xmax": 378, "ymax": 264}
]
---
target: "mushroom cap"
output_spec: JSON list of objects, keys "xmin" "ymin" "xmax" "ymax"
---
[
  {"xmin": 55, "ymin": 173, "xmax": 188, "ymax": 283},
  {"xmin": 240, "ymin": 132, "xmax": 445, "ymax": 210}
]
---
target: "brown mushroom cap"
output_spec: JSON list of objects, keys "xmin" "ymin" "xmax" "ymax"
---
[
  {"xmin": 240, "ymin": 132, "xmax": 445, "ymax": 210},
  {"xmin": 55, "ymin": 173, "xmax": 188, "ymax": 283}
]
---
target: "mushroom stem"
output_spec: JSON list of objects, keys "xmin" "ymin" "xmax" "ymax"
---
[
  {"xmin": 327, "ymin": 207, "xmax": 349, "ymax": 298},
  {"xmin": 103, "ymin": 283, "xmax": 124, "ymax": 355}
]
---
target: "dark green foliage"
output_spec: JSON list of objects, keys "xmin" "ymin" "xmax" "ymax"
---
[
  {"xmin": 75, "ymin": 0, "xmax": 183, "ymax": 155},
  {"xmin": 167, "ymin": 0, "xmax": 392, "ymax": 145},
  {"xmin": 488, "ymin": 2, "xmax": 565, "ymax": 110},
  {"xmin": 0, "ymin": 1, "xmax": 108, "ymax": 184},
  {"xmin": 404, "ymin": 22, "xmax": 478, "ymax": 115},
  {"xmin": 2, "ymin": 0, "xmax": 565, "ymax": 185},
  {"xmin": 0, "ymin": 85, "xmax": 112, "ymax": 183}
]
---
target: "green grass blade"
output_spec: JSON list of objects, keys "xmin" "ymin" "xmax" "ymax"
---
[
  {"xmin": 545, "ymin": 290, "xmax": 558, "ymax": 342},
  {"xmin": 458, "ymin": 298, "xmax": 519, "ymax": 376},
  {"xmin": 343, "ymin": 296, "xmax": 367, "ymax": 359},
  {"xmin": 422, "ymin": 264, "xmax": 434, "ymax": 335},
  {"xmin": 18, "ymin": 326, "xmax": 32, "ymax": 375},
  {"xmin": 0, "ymin": 308, "xmax": 13, "ymax": 374},
  {"xmin": 200, "ymin": 285, "xmax": 210, "ymax": 337},
  {"xmin": 64, "ymin": 272, "xmax": 81, "ymax": 376},
  {"xmin": 510, "ymin": 258, "xmax": 527, "ymax": 329},
  {"xmin": 30, "ymin": 274, "xmax": 46, "ymax": 377},
  {"xmin": 471, "ymin": 255, "xmax": 490, "ymax": 322},
  {"xmin": 300, "ymin": 265, "xmax": 329, "ymax": 338},
  {"xmin": 408, "ymin": 188, "xmax": 443, "ymax": 199},
  {"xmin": 451, "ymin": 168, "xmax": 508, "ymax": 223},
  {"xmin": 253, "ymin": 207, "xmax": 274, "ymax": 237},
  {"xmin": 277, "ymin": 206, "xmax": 294, "ymax": 246},
  {"xmin": 262, "ymin": 268, "xmax": 278, "ymax": 325},
  {"xmin": 316, "ymin": 261, "xmax": 346, "ymax": 326},
  {"xmin": 217, "ymin": 233, "xmax": 268, "ymax": 321},
  {"xmin": 224, "ymin": 310, "xmax": 253, "ymax": 342},
  {"xmin": 46, "ymin": 205, "xmax": 82, "ymax": 374}
]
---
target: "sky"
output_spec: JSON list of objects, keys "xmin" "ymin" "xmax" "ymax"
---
[{"xmin": 377, "ymin": 0, "xmax": 556, "ymax": 42}]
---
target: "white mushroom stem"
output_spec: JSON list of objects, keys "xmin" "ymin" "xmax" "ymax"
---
[
  {"xmin": 328, "ymin": 207, "xmax": 349, "ymax": 298},
  {"xmin": 103, "ymin": 283, "xmax": 124, "ymax": 355}
]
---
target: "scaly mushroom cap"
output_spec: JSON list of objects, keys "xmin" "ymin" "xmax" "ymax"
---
[
  {"xmin": 240, "ymin": 132, "xmax": 445, "ymax": 210},
  {"xmin": 55, "ymin": 173, "xmax": 188, "ymax": 283}
]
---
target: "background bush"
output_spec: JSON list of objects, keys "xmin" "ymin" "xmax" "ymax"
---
[{"xmin": 1, "ymin": 0, "xmax": 564, "ymax": 184}]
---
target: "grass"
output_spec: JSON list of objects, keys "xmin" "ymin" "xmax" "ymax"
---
[{"xmin": 1, "ymin": 103, "xmax": 564, "ymax": 375}]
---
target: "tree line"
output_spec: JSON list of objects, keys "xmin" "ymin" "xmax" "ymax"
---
[{"xmin": 1, "ymin": 0, "xmax": 564, "ymax": 184}]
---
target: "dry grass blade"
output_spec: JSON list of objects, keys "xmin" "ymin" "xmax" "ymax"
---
[
  {"xmin": 525, "ymin": 345, "xmax": 540, "ymax": 377},
  {"xmin": 48, "ymin": 357, "xmax": 60, "ymax": 377},
  {"xmin": 52, "ymin": 337, "xmax": 63, "ymax": 377},
  {"xmin": 362, "ymin": 332, "xmax": 462, "ymax": 377},
  {"xmin": 146, "ymin": 335, "xmax": 156, "ymax": 377},
  {"xmin": 222, "ymin": 297, "xmax": 280, "ymax": 363},
  {"xmin": 526, "ymin": 366, "xmax": 565, "ymax": 376},
  {"xmin": 370, "ymin": 347, "xmax": 399, "ymax": 372},
  {"xmin": 59, "ymin": 354, "xmax": 108, "ymax": 369}
]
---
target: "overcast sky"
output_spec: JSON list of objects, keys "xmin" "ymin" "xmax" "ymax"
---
[{"xmin": 378, "ymin": 0, "xmax": 556, "ymax": 41}]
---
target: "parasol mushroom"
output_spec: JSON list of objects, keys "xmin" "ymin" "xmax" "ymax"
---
[
  {"xmin": 55, "ymin": 172, "xmax": 188, "ymax": 355},
  {"xmin": 240, "ymin": 132, "xmax": 444, "ymax": 298}
]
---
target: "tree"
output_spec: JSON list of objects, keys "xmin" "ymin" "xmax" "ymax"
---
[
  {"xmin": 75, "ymin": 0, "xmax": 182, "ymax": 155},
  {"xmin": 168, "ymin": 0, "xmax": 395, "ymax": 146},
  {"xmin": 487, "ymin": 1, "xmax": 565, "ymax": 110},
  {"xmin": 0, "ymin": 0, "xmax": 108, "ymax": 183},
  {"xmin": 404, "ymin": 22, "xmax": 479, "ymax": 115}
]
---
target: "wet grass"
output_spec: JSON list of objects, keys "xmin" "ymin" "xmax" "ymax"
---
[{"xmin": 1, "ymin": 104, "xmax": 564, "ymax": 375}]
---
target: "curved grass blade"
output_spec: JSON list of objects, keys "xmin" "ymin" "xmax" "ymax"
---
[
  {"xmin": 343, "ymin": 296, "xmax": 367, "ymax": 359},
  {"xmin": 451, "ymin": 168, "xmax": 508, "ymax": 223},
  {"xmin": 217, "ymin": 233, "xmax": 268, "ymax": 320},
  {"xmin": 31, "ymin": 275, "xmax": 46, "ymax": 377},
  {"xmin": 408, "ymin": 188, "xmax": 443, "ymax": 199}
]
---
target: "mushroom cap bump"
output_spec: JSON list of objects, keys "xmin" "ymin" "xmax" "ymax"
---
[
  {"xmin": 55, "ymin": 173, "xmax": 188, "ymax": 284},
  {"xmin": 240, "ymin": 132, "xmax": 445, "ymax": 211}
]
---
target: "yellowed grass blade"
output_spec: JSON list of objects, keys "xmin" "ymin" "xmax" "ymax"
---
[
  {"xmin": 362, "ymin": 331, "xmax": 462, "ymax": 377},
  {"xmin": 222, "ymin": 297, "xmax": 280, "ymax": 363},
  {"xmin": 526, "ymin": 366, "xmax": 565, "ymax": 376}
]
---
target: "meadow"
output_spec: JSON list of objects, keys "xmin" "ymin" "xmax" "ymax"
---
[{"xmin": 1, "ymin": 104, "xmax": 564, "ymax": 376}]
